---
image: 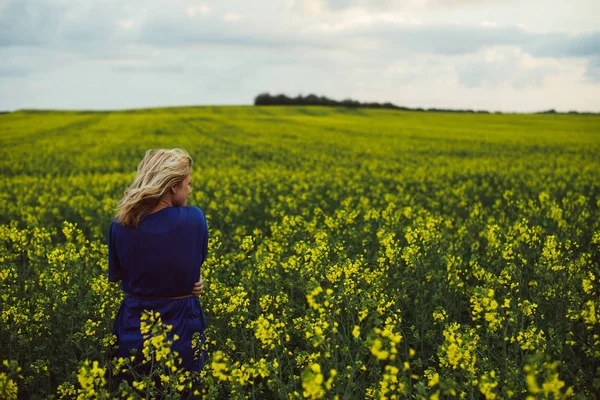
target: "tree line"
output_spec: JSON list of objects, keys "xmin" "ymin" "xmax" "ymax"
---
[{"xmin": 254, "ymin": 92, "xmax": 599, "ymax": 115}]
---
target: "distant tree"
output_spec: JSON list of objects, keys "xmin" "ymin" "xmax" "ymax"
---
[{"xmin": 253, "ymin": 93, "xmax": 598, "ymax": 115}]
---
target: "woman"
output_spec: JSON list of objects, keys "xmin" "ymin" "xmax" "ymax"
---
[{"xmin": 107, "ymin": 148, "xmax": 209, "ymax": 391}]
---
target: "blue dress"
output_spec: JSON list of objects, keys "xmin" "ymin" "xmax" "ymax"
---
[{"xmin": 108, "ymin": 205, "xmax": 209, "ymax": 382}]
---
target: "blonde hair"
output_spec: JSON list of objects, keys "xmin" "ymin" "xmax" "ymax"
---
[{"xmin": 115, "ymin": 148, "xmax": 193, "ymax": 227}]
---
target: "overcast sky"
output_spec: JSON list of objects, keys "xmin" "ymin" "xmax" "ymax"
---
[{"xmin": 1, "ymin": 0, "xmax": 599, "ymax": 112}]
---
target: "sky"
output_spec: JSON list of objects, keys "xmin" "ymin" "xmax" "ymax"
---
[{"xmin": 0, "ymin": 0, "xmax": 599, "ymax": 113}]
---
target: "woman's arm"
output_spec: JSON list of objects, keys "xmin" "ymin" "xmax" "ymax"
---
[
  {"xmin": 108, "ymin": 221, "xmax": 123, "ymax": 282},
  {"xmin": 191, "ymin": 208, "xmax": 209, "ymax": 296},
  {"xmin": 201, "ymin": 210, "xmax": 209, "ymax": 265}
]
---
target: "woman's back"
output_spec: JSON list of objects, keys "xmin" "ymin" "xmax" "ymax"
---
[
  {"xmin": 108, "ymin": 205, "xmax": 208, "ymax": 297},
  {"xmin": 108, "ymin": 205, "xmax": 209, "ymax": 386}
]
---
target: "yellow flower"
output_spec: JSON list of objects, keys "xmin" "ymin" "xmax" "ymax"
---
[
  {"xmin": 0, "ymin": 373, "xmax": 18, "ymax": 400},
  {"xmin": 370, "ymin": 338, "xmax": 388, "ymax": 360},
  {"xmin": 438, "ymin": 322, "xmax": 478, "ymax": 374},
  {"xmin": 325, "ymin": 369, "xmax": 337, "ymax": 390},
  {"xmin": 359, "ymin": 309, "xmax": 368, "ymax": 322},
  {"xmin": 302, "ymin": 363, "xmax": 325, "ymax": 399},
  {"xmin": 479, "ymin": 372, "xmax": 499, "ymax": 399},
  {"xmin": 132, "ymin": 380, "xmax": 146, "ymax": 391},
  {"xmin": 427, "ymin": 372, "xmax": 440, "ymax": 387},
  {"xmin": 211, "ymin": 351, "xmax": 229, "ymax": 382},
  {"xmin": 76, "ymin": 360, "xmax": 106, "ymax": 399}
]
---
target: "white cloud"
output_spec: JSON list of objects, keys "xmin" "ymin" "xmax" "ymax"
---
[
  {"xmin": 314, "ymin": 9, "xmax": 406, "ymax": 32},
  {"xmin": 455, "ymin": 46, "xmax": 572, "ymax": 91},
  {"xmin": 480, "ymin": 20, "xmax": 498, "ymax": 28},
  {"xmin": 303, "ymin": 0, "xmax": 325, "ymax": 15},
  {"xmin": 186, "ymin": 5, "xmax": 210, "ymax": 17},
  {"xmin": 223, "ymin": 12, "xmax": 242, "ymax": 22},
  {"xmin": 119, "ymin": 19, "xmax": 136, "ymax": 29},
  {"xmin": 583, "ymin": 56, "xmax": 600, "ymax": 83}
]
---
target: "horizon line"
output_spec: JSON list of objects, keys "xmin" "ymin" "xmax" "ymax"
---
[{"xmin": 1, "ymin": 103, "xmax": 598, "ymax": 115}]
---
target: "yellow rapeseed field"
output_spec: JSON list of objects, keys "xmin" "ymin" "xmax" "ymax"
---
[{"xmin": 0, "ymin": 105, "xmax": 598, "ymax": 399}]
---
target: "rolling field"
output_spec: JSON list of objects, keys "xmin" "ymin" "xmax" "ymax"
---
[{"xmin": 0, "ymin": 105, "xmax": 599, "ymax": 399}]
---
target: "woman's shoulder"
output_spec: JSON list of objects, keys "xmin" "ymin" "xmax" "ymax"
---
[{"xmin": 185, "ymin": 205, "xmax": 207, "ymax": 226}]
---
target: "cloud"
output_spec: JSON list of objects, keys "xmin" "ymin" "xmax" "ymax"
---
[
  {"xmin": 456, "ymin": 47, "xmax": 561, "ymax": 89},
  {"xmin": 307, "ymin": 18, "xmax": 600, "ymax": 59},
  {"xmin": 522, "ymin": 31, "xmax": 600, "ymax": 58},
  {"xmin": 0, "ymin": 66, "xmax": 29, "ymax": 78},
  {"xmin": 1, "ymin": 0, "xmax": 598, "ymax": 64},
  {"xmin": 304, "ymin": 0, "xmax": 505, "ymax": 12},
  {"xmin": 0, "ymin": 0, "xmax": 65, "ymax": 46},
  {"xmin": 313, "ymin": 9, "xmax": 415, "ymax": 32},
  {"xmin": 583, "ymin": 55, "xmax": 600, "ymax": 83},
  {"xmin": 0, "ymin": 45, "xmax": 83, "ymax": 78},
  {"xmin": 186, "ymin": 4, "xmax": 210, "ymax": 17},
  {"xmin": 223, "ymin": 13, "xmax": 242, "ymax": 22},
  {"xmin": 0, "ymin": 0, "xmax": 598, "ymax": 111},
  {"xmin": 113, "ymin": 65, "xmax": 185, "ymax": 74},
  {"xmin": 119, "ymin": 19, "xmax": 136, "ymax": 29}
]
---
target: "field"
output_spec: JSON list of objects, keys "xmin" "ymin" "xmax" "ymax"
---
[{"xmin": 0, "ymin": 105, "xmax": 599, "ymax": 399}]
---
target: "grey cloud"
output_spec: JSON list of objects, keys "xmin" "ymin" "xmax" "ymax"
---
[
  {"xmin": 137, "ymin": 28, "xmax": 330, "ymax": 50},
  {"xmin": 0, "ymin": 0, "xmax": 127, "ymax": 48},
  {"xmin": 0, "ymin": 67, "xmax": 29, "ymax": 77},
  {"xmin": 58, "ymin": 7, "xmax": 121, "ymax": 44},
  {"xmin": 113, "ymin": 65, "xmax": 185, "ymax": 74},
  {"xmin": 133, "ymin": 11, "xmax": 334, "ymax": 50},
  {"xmin": 456, "ymin": 58, "xmax": 554, "ymax": 89},
  {"xmin": 313, "ymin": 0, "xmax": 502, "ymax": 12},
  {"xmin": 0, "ymin": 0, "xmax": 333, "ymax": 51},
  {"xmin": 0, "ymin": 46, "xmax": 81, "ymax": 78},
  {"xmin": 323, "ymin": 22, "xmax": 600, "ymax": 59},
  {"xmin": 120, "ymin": 15, "xmax": 600, "ymax": 65},
  {"xmin": 2, "ymin": 0, "xmax": 598, "ymax": 63},
  {"xmin": 583, "ymin": 55, "xmax": 600, "ymax": 82},
  {"xmin": 425, "ymin": 0, "xmax": 501, "ymax": 7},
  {"xmin": 522, "ymin": 31, "xmax": 600, "ymax": 58},
  {"xmin": 0, "ymin": 0, "xmax": 65, "ymax": 46},
  {"xmin": 324, "ymin": 0, "xmax": 398, "ymax": 11}
]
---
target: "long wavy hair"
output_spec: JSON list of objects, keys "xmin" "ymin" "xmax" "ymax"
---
[{"xmin": 114, "ymin": 148, "xmax": 193, "ymax": 228}]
